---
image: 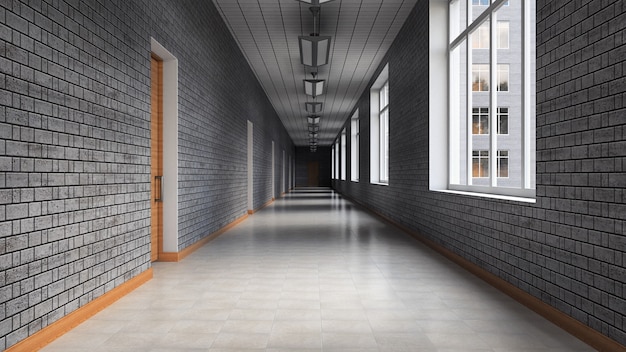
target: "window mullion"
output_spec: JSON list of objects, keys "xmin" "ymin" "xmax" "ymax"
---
[
  {"xmin": 466, "ymin": 33, "xmax": 473, "ymax": 185},
  {"xmin": 522, "ymin": 0, "xmax": 531, "ymax": 189},
  {"xmin": 489, "ymin": 9, "xmax": 498, "ymax": 187}
]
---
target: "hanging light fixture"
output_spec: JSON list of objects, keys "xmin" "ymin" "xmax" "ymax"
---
[
  {"xmin": 298, "ymin": 6, "xmax": 331, "ymax": 67},
  {"xmin": 308, "ymin": 125, "xmax": 319, "ymax": 133},
  {"xmin": 296, "ymin": 0, "xmax": 335, "ymax": 5},
  {"xmin": 307, "ymin": 115, "xmax": 320, "ymax": 125},
  {"xmin": 305, "ymin": 102, "xmax": 323, "ymax": 113},
  {"xmin": 304, "ymin": 79, "xmax": 325, "ymax": 97}
]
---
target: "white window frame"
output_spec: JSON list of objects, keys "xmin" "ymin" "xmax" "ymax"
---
[
  {"xmin": 350, "ymin": 110, "xmax": 359, "ymax": 182},
  {"xmin": 340, "ymin": 128, "xmax": 347, "ymax": 181},
  {"xmin": 429, "ymin": 0, "xmax": 535, "ymax": 202},
  {"xmin": 370, "ymin": 64, "xmax": 389, "ymax": 185}
]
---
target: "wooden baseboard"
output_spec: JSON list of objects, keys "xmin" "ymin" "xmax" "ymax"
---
[
  {"xmin": 248, "ymin": 198, "xmax": 274, "ymax": 215},
  {"xmin": 338, "ymin": 192, "xmax": 625, "ymax": 352},
  {"xmin": 6, "ymin": 268, "xmax": 153, "ymax": 352},
  {"xmin": 158, "ymin": 213, "xmax": 249, "ymax": 262}
]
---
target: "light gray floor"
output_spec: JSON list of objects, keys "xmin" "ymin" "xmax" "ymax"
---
[{"xmin": 41, "ymin": 188, "xmax": 595, "ymax": 351}]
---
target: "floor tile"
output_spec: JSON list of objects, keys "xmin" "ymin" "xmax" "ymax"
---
[{"xmin": 39, "ymin": 188, "xmax": 594, "ymax": 352}]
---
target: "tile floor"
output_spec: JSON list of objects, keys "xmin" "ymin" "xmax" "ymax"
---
[{"xmin": 41, "ymin": 188, "xmax": 595, "ymax": 352}]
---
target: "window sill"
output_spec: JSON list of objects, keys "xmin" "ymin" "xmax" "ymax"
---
[
  {"xmin": 433, "ymin": 189, "xmax": 536, "ymax": 203},
  {"xmin": 370, "ymin": 181, "xmax": 389, "ymax": 186}
]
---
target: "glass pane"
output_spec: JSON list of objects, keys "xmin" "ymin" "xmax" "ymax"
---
[
  {"xmin": 495, "ymin": 4, "xmax": 518, "ymax": 188},
  {"xmin": 498, "ymin": 107, "xmax": 508, "ymax": 134},
  {"xmin": 449, "ymin": 0, "xmax": 468, "ymax": 41},
  {"xmin": 449, "ymin": 41, "xmax": 467, "ymax": 185},
  {"xmin": 498, "ymin": 21, "xmax": 509, "ymax": 49},
  {"xmin": 471, "ymin": 0, "xmax": 490, "ymax": 19},
  {"xmin": 472, "ymin": 21, "xmax": 489, "ymax": 49}
]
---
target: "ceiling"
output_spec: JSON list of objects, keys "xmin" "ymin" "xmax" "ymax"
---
[{"xmin": 213, "ymin": 0, "xmax": 418, "ymax": 147}]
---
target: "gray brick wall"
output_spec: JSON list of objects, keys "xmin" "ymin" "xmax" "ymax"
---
[
  {"xmin": 334, "ymin": 0, "xmax": 626, "ymax": 346},
  {"xmin": 0, "ymin": 0, "xmax": 293, "ymax": 348},
  {"xmin": 146, "ymin": 1, "xmax": 294, "ymax": 250}
]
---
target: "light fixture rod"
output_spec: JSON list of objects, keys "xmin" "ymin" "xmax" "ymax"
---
[{"xmin": 310, "ymin": 6, "xmax": 320, "ymax": 36}]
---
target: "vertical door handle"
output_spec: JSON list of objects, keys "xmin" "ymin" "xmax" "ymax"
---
[{"xmin": 155, "ymin": 176, "xmax": 163, "ymax": 202}]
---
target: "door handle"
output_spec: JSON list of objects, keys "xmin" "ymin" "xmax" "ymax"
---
[{"xmin": 155, "ymin": 176, "xmax": 163, "ymax": 202}]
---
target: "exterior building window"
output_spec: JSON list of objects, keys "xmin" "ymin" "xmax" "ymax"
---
[
  {"xmin": 472, "ymin": 21, "xmax": 509, "ymax": 49},
  {"xmin": 472, "ymin": 107, "xmax": 489, "ymax": 134},
  {"xmin": 497, "ymin": 107, "xmax": 509, "ymax": 134},
  {"xmin": 472, "ymin": 107, "xmax": 509, "ymax": 135},
  {"xmin": 472, "ymin": 64, "xmax": 508, "ymax": 92},
  {"xmin": 370, "ymin": 64, "xmax": 389, "ymax": 185},
  {"xmin": 472, "ymin": 150, "xmax": 509, "ymax": 178},
  {"xmin": 497, "ymin": 150, "xmax": 509, "ymax": 177},
  {"xmin": 449, "ymin": 0, "xmax": 535, "ymax": 198},
  {"xmin": 350, "ymin": 111, "xmax": 359, "ymax": 182},
  {"xmin": 340, "ymin": 128, "xmax": 347, "ymax": 181},
  {"xmin": 472, "ymin": 150, "xmax": 489, "ymax": 177}
]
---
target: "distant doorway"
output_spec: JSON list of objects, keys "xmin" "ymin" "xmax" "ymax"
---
[
  {"xmin": 307, "ymin": 161, "xmax": 319, "ymax": 187},
  {"xmin": 150, "ymin": 54, "xmax": 163, "ymax": 262}
]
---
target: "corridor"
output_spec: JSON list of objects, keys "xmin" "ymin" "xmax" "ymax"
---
[{"xmin": 41, "ymin": 189, "xmax": 593, "ymax": 352}]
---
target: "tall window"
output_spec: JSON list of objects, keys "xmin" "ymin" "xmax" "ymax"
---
[
  {"xmin": 370, "ymin": 64, "xmax": 389, "ymax": 185},
  {"xmin": 449, "ymin": 0, "xmax": 535, "ymax": 198},
  {"xmin": 340, "ymin": 128, "xmax": 347, "ymax": 181},
  {"xmin": 350, "ymin": 111, "xmax": 359, "ymax": 182},
  {"xmin": 335, "ymin": 139, "xmax": 340, "ymax": 180},
  {"xmin": 379, "ymin": 81, "xmax": 389, "ymax": 183},
  {"xmin": 331, "ymin": 145, "xmax": 335, "ymax": 179}
]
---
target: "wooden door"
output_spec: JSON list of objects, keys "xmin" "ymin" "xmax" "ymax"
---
[
  {"xmin": 150, "ymin": 55, "xmax": 163, "ymax": 262},
  {"xmin": 307, "ymin": 161, "xmax": 319, "ymax": 187}
]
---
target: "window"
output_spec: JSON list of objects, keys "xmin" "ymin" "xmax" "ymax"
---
[
  {"xmin": 447, "ymin": 0, "xmax": 535, "ymax": 199},
  {"xmin": 370, "ymin": 64, "xmax": 389, "ymax": 185},
  {"xmin": 497, "ymin": 21, "xmax": 509, "ymax": 49},
  {"xmin": 472, "ymin": 150, "xmax": 489, "ymax": 177},
  {"xmin": 331, "ymin": 145, "xmax": 335, "ymax": 179},
  {"xmin": 472, "ymin": 108, "xmax": 489, "ymax": 134},
  {"xmin": 472, "ymin": 64, "xmax": 508, "ymax": 92},
  {"xmin": 472, "ymin": 21, "xmax": 508, "ymax": 49},
  {"xmin": 335, "ymin": 139, "xmax": 340, "ymax": 180},
  {"xmin": 472, "ymin": 64, "xmax": 489, "ymax": 91},
  {"xmin": 472, "ymin": 150, "xmax": 508, "ymax": 178},
  {"xmin": 472, "ymin": 107, "xmax": 509, "ymax": 135},
  {"xmin": 497, "ymin": 64, "xmax": 509, "ymax": 91},
  {"xmin": 497, "ymin": 107, "xmax": 508, "ymax": 134},
  {"xmin": 340, "ymin": 128, "xmax": 347, "ymax": 181},
  {"xmin": 350, "ymin": 110, "xmax": 359, "ymax": 182},
  {"xmin": 497, "ymin": 150, "xmax": 508, "ymax": 177},
  {"xmin": 379, "ymin": 81, "xmax": 389, "ymax": 183}
]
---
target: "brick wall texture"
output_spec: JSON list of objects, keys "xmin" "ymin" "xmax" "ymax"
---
[
  {"xmin": 333, "ymin": 0, "xmax": 626, "ymax": 346},
  {"xmin": 0, "ymin": 0, "xmax": 293, "ymax": 348}
]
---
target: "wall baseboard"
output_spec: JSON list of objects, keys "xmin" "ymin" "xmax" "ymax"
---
[
  {"xmin": 158, "ymin": 213, "xmax": 249, "ymax": 262},
  {"xmin": 338, "ymin": 192, "xmax": 625, "ymax": 352},
  {"xmin": 249, "ymin": 198, "xmax": 275, "ymax": 215},
  {"xmin": 6, "ymin": 268, "xmax": 153, "ymax": 352}
]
